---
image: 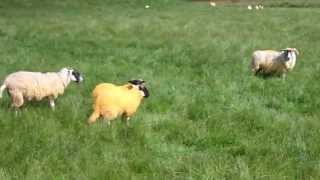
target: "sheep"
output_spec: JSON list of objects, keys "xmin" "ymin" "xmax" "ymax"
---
[
  {"xmin": 258, "ymin": 5, "xmax": 264, "ymax": 9},
  {"xmin": 251, "ymin": 48, "xmax": 299, "ymax": 78},
  {"xmin": 88, "ymin": 79, "xmax": 149, "ymax": 125},
  {"xmin": 0, "ymin": 67, "xmax": 83, "ymax": 110},
  {"xmin": 209, "ymin": 1, "xmax": 216, "ymax": 7}
]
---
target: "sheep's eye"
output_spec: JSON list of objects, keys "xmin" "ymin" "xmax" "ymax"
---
[{"xmin": 72, "ymin": 71, "xmax": 79, "ymax": 77}]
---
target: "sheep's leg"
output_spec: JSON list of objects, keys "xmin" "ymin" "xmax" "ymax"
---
[
  {"xmin": 49, "ymin": 98, "xmax": 55, "ymax": 110},
  {"xmin": 11, "ymin": 105, "xmax": 19, "ymax": 116},
  {"xmin": 102, "ymin": 118, "xmax": 112, "ymax": 126},
  {"xmin": 101, "ymin": 110, "xmax": 117, "ymax": 126},
  {"xmin": 0, "ymin": 84, "xmax": 6, "ymax": 98},
  {"xmin": 251, "ymin": 61, "xmax": 260, "ymax": 76},
  {"xmin": 252, "ymin": 68, "xmax": 257, "ymax": 76},
  {"xmin": 10, "ymin": 92, "xmax": 24, "ymax": 108},
  {"xmin": 12, "ymin": 107, "xmax": 19, "ymax": 116},
  {"xmin": 281, "ymin": 73, "xmax": 287, "ymax": 81},
  {"xmin": 88, "ymin": 111, "xmax": 100, "ymax": 124},
  {"xmin": 10, "ymin": 91, "xmax": 23, "ymax": 116},
  {"xmin": 252, "ymin": 66, "xmax": 262, "ymax": 76},
  {"xmin": 105, "ymin": 119, "xmax": 111, "ymax": 126},
  {"xmin": 125, "ymin": 117, "xmax": 131, "ymax": 126},
  {"xmin": 122, "ymin": 112, "xmax": 132, "ymax": 126}
]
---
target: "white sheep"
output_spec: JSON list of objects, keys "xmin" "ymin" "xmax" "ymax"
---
[
  {"xmin": 251, "ymin": 48, "xmax": 299, "ymax": 78},
  {"xmin": 0, "ymin": 67, "xmax": 83, "ymax": 110},
  {"xmin": 88, "ymin": 79, "xmax": 149, "ymax": 125},
  {"xmin": 209, "ymin": 1, "xmax": 216, "ymax": 7},
  {"xmin": 258, "ymin": 5, "xmax": 264, "ymax": 9}
]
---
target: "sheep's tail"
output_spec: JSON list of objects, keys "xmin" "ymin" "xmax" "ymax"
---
[{"xmin": 0, "ymin": 84, "xmax": 7, "ymax": 98}]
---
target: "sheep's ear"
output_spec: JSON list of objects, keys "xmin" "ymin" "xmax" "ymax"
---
[
  {"xmin": 128, "ymin": 79, "xmax": 144, "ymax": 85},
  {"xmin": 280, "ymin": 49, "xmax": 290, "ymax": 55},
  {"xmin": 128, "ymin": 80, "xmax": 137, "ymax": 85},
  {"xmin": 293, "ymin": 48, "xmax": 299, "ymax": 55}
]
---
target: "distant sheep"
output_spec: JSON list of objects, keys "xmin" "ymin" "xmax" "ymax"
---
[
  {"xmin": 210, "ymin": 1, "xmax": 216, "ymax": 7},
  {"xmin": 88, "ymin": 79, "xmax": 149, "ymax": 125},
  {"xmin": 251, "ymin": 48, "xmax": 299, "ymax": 78},
  {"xmin": 0, "ymin": 67, "xmax": 83, "ymax": 110}
]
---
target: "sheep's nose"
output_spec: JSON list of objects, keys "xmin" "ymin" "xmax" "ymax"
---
[{"xmin": 76, "ymin": 76, "xmax": 84, "ymax": 83}]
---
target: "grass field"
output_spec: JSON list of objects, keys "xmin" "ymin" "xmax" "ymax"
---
[{"xmin": 0, "ymin": 0, "xmax": 320, "ymax": 179}]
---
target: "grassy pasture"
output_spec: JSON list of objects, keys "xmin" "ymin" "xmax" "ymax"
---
[
  {"xmin": 193, "ymin": 0, "xmax": 320, "ymax": 8},
  {"xmin": 0, "ymin": 0, "xmax": 320, "ymax": 179}
]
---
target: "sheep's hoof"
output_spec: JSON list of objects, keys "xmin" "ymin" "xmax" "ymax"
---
[
  {"xmin": 100, "ymin": 117, "xmax": 112, "ymax": 126},
  {"xmin": 281, "ymin": 74, "xmax": 287, "ymax": 80},
  {"xmin": 14, "ymin": 110, "xmax": 19, "ymax": 117}
]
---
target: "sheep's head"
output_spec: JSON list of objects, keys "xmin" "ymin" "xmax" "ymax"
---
[
  {"xmin": 128, "ymin": 79, "xmax": 149, "ymax": 98},
  {"xmin": 60, "ymin": 68, "xmax": 84, "ymax": 83},
  {"xmin": 281, "ymin": 48, "xmax": 299, "ymax": 61}
]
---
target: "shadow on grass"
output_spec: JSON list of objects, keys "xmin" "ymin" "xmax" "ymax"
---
[{"xmin": 254, "ymin": 73, "xmax": 282, "ymax": 80}]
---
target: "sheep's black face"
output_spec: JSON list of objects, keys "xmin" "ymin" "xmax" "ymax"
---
[
  {"xmin": 71, "ymin": 70, "xmax": 84, "ymax": 83},
  {"xmin": 281, "ymin": 48, "xmax": 299, "ymax": 62},
  {"xmin": 139, "ymin": 85, "xmax": 149, "ymax": 98},
  {"xmin": 128, "ymin": 79, "xmax": 149, "ymax": 98},
  {"xmin": 281, "ymin": 50, "xmax": 290, "ymax": 61}
]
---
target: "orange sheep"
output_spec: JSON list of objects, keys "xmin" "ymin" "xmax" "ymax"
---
[{"xmin": 88, "ymin": 79, "xmax": 149, "ymax": 125}]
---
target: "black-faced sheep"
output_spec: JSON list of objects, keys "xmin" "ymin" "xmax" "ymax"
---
[
  {"xmin": 88, "ymin": 79, "xmax": 149, "ymax": 125},
  {"xmin": 251, "ymin": 48, "xmax": 299, "ymax": 78},
  {"xmin": 0, "ymin": 67, "xmax": 83, "ymax": 110}
]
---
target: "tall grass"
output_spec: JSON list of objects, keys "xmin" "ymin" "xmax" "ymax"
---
[{"xmin": 0, "ymin": 0, "xmax": 320, "ymax": 179}]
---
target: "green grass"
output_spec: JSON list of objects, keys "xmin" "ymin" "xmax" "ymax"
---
[
  {"xmin": 192, "ymin": 0, "xmax": 320, "ymax": 8},
  {"xmin": 254, "ymin": 0, "xmax": 320, "ymax": 8},
  {"xmin": 0, "ymin": 0, "xmax": 320, "ymax": 179}
]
